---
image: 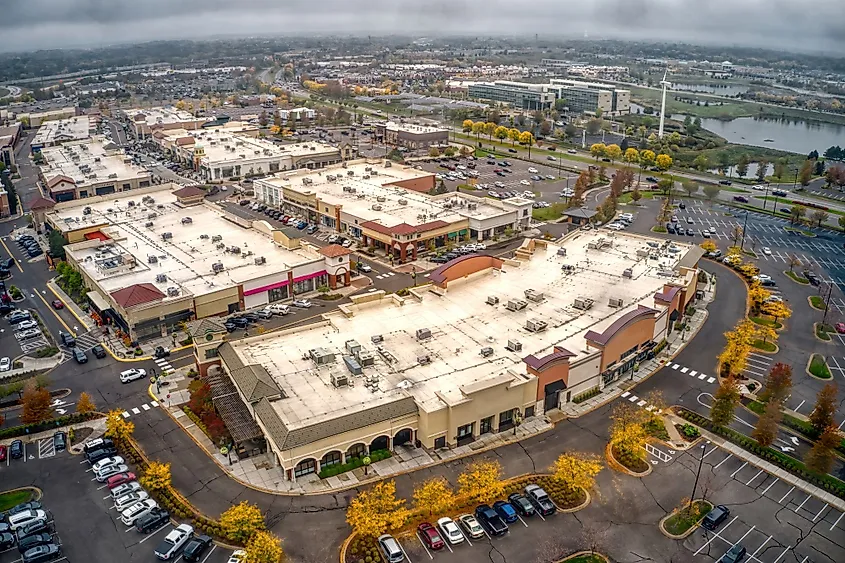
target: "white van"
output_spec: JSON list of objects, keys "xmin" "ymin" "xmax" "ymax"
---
[
  {"xmin": 120, "ymin": 499, "xmax": 159, "ymax": 526},
  {"xmin": 8, "ymin": 509, "xmax": 48, "ymax": 530}
]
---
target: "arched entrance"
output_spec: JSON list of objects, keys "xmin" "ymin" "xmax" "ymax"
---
[
  {"xmin": 370, "ymin": 435, "xmax": 389, "ymax": 452},
  {"xmin": 393, "ymin": 428, "xmax": 413, "ymax": 447},
  {"xmin": 294, "ymin": 458, "xmax": 317, "ymax": 479},
  {"xmin": 321, "ymin": 450, "xmax": 342, "ymax": 468},
  {"xmin": 346, "ymin": 443, "xmax": 367, "ymax": 460}
]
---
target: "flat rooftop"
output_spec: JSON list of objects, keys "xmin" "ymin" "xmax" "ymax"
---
[
  {"xmin": 40, "ymin": 138, "xmax": 150, "ymax": 189},
  {"xmin": 262, "ymin": 161, "xmax": 523, "ymax": 228},
  {"xmin": 32, "ymin": 117, "xmax": 92, "ymax": 146},
  {"xmin": 230, "ymin": 231, "xmax": 693, "ymax": 430},
  {"xmin": 381, "ymin": 121, "xmax": 448, "ymax": 135},
  {"xmin": 54, "ymin": 185, "xmax": 320, "ymax": 299},
  {"xmin": 127, "ymin": 106, "xmax": 201, "ymax": 126},
  {"xmin": 183, "ymin": 128, "xmax": 338, "ymax": 165}
]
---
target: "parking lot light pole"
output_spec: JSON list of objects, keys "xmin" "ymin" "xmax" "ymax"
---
[
  {"xmin": 739, "ymin": 211, "xmax": 749, "ymax": 250},
  {"xmin": 761, "ymin": 182, "xmax": 770, "ymax": 212},
  {"xmin": 690, "ymin": 442, "xmax": 708, "ymax": 505}
]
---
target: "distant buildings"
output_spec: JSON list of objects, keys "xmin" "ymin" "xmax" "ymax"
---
[
  {"xmin": 0, "ymin": 123, "xmax": 21, "ymax": 169},
  {"xmin": 467, "ymin": 81, "xmax": 556, "ymax": 111},
  {"xmin": 277, "ymin": 107, "xmax": 316, "ymax": 123},
  {"xmin": 467, "ymin": 79, "xmax": 630, "ymax": 116},
  {"xmin": 122, "ymin": 106, "xmax": 207, "ymax": 139},
  {"xmin": 374, "ymin": 121, "xmax": 449, "ymax": 150}
]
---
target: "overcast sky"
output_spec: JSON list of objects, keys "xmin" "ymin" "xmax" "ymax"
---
[{"xmin": 1, "ymin": 0, "xmax": 842, "ymax": 55}]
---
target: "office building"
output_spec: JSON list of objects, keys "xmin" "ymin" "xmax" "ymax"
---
[
  {"xmin": 467, "ymin": 81, "xmax": 555, "ymax": 111},
  {"xmin": 548, "ymin": 79, "xmax": 631, "ymax": 116},
  {"xmin": 374, "ymin": 121, "xmax": 449, "ymax": 150}
]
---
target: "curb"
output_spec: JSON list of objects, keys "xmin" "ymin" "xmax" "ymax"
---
[
  {"xmin": 807, "ymin": 295, "xmax": 826, "ymax": 312},
  {"xmin": 605, "ymin": 442, "xmax": 652, "ymax": 477},
  {"xmin": 555, "ymin": 551, "xmax": 609, "ymax": 562},
  {"xmin": 783, "ymin": 270, "xmax": 810, "ymax": 285},
  {"xmin": 658, "ymin": 499, "xmax": 712, "ymax": 539},
  {"xmin": 806, "ymin": 354, "xmax": 833, "ymax": 381},
  {"xmin": 103, "ymin": 341, "xmax": 150, "ymax": 363},
  {"xmin": 812, "ymin": 323, "xmax": 834, "ymax": 344},
  {"xmin": 558, "ymin": 488, "xmax": 591, "ymax": 513},
  {"xmin": 750, "ymin": 342, "xmax": 779, "ymax": 355},
  {"xmin": 45, "ymin": 281, "xmax": 91, "ymax": 330}
]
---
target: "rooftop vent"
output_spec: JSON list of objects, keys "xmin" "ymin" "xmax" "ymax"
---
[
  {"xmin": 525, "ymin": 319, "xmax": 548, "ymax": 332},
  {"xmin": 332, "ymin": 371, "xmax": 351, "ymax": 387},
  {"xmin": 155, "ymin": 273, "xmax": 166, "ymax": 282},
  {"xmin": 573, "ymin": 297, "xmax": 594, "ymax": 310},
  {"xmin": 506, "ymin": 340, "xmax": 523, "ymax": 352},
  {"xmin": 254, "ymin": 256, "xmax": 266, "ymax": 265},
  {"xmin": 342, "ymin": 356, "xmax": 362, "ymax": 376},
  {"xmin": 212, "ymin": 262, "xmax": 224, "ymax": 273},
  {"xmin": 525, "ymin": 289, "xmax": 544, "ymax": 302},
  {"xmin": 309, "ymin": 348, "xmax": 335, "ymax": 365},
  {"xmin": 371, "ymin": 335, "xmax": 384, "ymax": 344},
  {"xmin": 506, "ymin": 299, "xmax": 528, "ymax": 311},
  {"xmin": 211, "ymin": 235, "xmax": 222, "ymax": 243},
  {"xmin": 480, "ymin": 347, "xmax": 494, "ymax": 358},
  {"xmin": 622, "ymin": 268, "xmax": 633, "ymax": 278},
  {"xmin": 145, "ymin": 222, "xmax": 154, "ymax": 228},
  {"xmin": 161, "ymin": 232, "xmax": 173, "ymax": 240},
  {"xmin": 166, "ymin": 287, "xmax": 179, "ymax": 297},
  {"xmin": 376, "ymin": 196, "xmax": 386, "ymax": 202},
  {"xmin": 609, "ymin": 297, "xmax": 624, "ymax": 308},
  {"xmin": 398, "ymin": 199, "xmax": 408, "ymax": 205},
  {"xmin": 416, "ymin": 328, "xmax": 431, "ymax": 340},
  {"xmin": 372, "ymin": 204, "xmax": 383, "ymax": 211},
  {"xmin": 345, "ymin": 340, "xmax": 362, "ymax": 356},
  {"xmin": 486, "ymin": 296, "xmax": 499, "ymax": 306},
  {"xmin": 181, "ymin": 217, "xmax": 192, "ymax": 225},
  {"xmin": 417, "ymin": 355, "xmax": 431, "ymax": 365}
]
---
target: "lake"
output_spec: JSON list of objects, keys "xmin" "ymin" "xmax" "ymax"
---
[
  {"xmin": 696, "ymin": 115, "xmax": 845, "ymax": 155},
  {"xmin": 672, "ymin": 83, "xmax": 749, "ymax": 97}
]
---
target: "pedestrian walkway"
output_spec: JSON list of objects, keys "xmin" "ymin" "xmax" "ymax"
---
[{"xmin": 47, "ymin": 278, "xmax": 96, "ymax": 332}]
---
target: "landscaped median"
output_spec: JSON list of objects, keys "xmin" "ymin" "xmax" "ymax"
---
[
  {"xmin": 809, "ymin": 295, "xmax": 827, "ymax": 311},
  {"xmin": 785, "ymin": 270, "xmax": 810, "ymax": 284},
  {"xmin": 807, "ymin": 354, "xmax": 833, "ymax": 380},
  {"xmin": 555, "ymin": 552, "xmax": 609, "ymax": 563},
  {"xmin": 815, "ymin": 323, "xmax": 834, "ymax": 342},
  {"xmin": 659, "ymin": 499, "xmax": 713, "ymax": 539},
  {"xmin": 0, "ymin": 487, "xmax": 41, "ymax": 512}
]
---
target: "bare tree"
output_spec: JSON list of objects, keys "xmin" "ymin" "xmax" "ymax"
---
[
  {"xmin": 787, "ymin": 254, "xmax": 801, "ymax": 273},
  {"xmin": 580, "ymin": 522, "xmax": 608, "ymax": 557}
]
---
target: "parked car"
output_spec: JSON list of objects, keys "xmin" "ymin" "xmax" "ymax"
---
[
  {"xmin": 110, "ymin": 481, "xmax": 142, "ymax": 499},
  {"xmin": 120, "ymin": 368, "xmax": 146, "ymax": 383},
  {"xmin": 733, "ymin": 195, "xmax": 749, "ymax": 203},
  {"xmin": 15, "ymin": 329, "xmax": 40, "ymax": 341},
  {"xmin": 84, "ymin": 437, "xmax": 115, "ymax": 453},
  {"xmin": 702, "ymin": 504, "xmax": 731, "ymax": 531},
  {"xmin": 475, "ymin": 504, "xmax": 507, "ymax": 536},
  {"xmin": 182, "ymin": 534, "xmax": 213, "ymax": 562},
  {"xmin": 154, "ymin": 523, "xmax": 194, "ymax": 560},
  {"xmin": 254, "ymin": 308, "xmax": 274, "ymax": 320},
  {"xmin": 91, "ymin": 344, "xmax": 107, "ymax": 358},
  {"xmin": 135, "ymin": 507, "xmax": 170, "ymax": 533},
  {"xmin": 120, "ymin": 499, "xmax": 159, "ymax": 526},
  {"xmin": 8, "ymin": 311, "xmax": 31, "ymax": 324},
  {"xmin": 227, "ymin": 550, "xmax": 247, "ymax": 563},
  {"xmin": 5, "ymin": 501, "xmax": 43, "ymax": 517},
  {"xmin": 292, "ymin": 298, "xmax": 312, "ymax": 308},
  {"xmin": 435, "ymin": 517, "xmax": 464, "ymax": 545},
  {"xmin": 268, "ymin": 304, "xmax": 290, "ymax": 315},
  {"xmin": 72, "ymin": 348, "xmax": 88, "ymax": 364},
  {"xmin": 719, "ymin": 544, "xmax": 747, "ymax": 563},
  {"xmin": 107, "ymin": 472, "xmax": 137, "ymax": 490},
  {"xmin": 0, "ymin": 357, "xmax": 10, "ymax": 372},
  {"xmin": 507, "ymin": 493, "xmax": 536, "ymax": 517},
  {"xmin": 525, "ymin": 484, "xmax": 557, "ymax": 515},
  {"xmin": 0, "ymin": 445, "xmax": 6, "ymax": 462},
  {"xmin": 493, "ymin": 500, "xmax": 519, "ymax": 523},
  {"xmin": 356, "ymin": 262, "xmax": 372, "ymax": 273},
  {"xmin": 21, "ymin": 543, "xmax": 61, "ymax": 563},
  {"xmin": 58, "ymin": 331, "xmax": 76, "ymax": 347},
  {"xmin": 97, "ymin": 464, "xmax": 130, "ymax": 482},
  {"xmin": 16, "ymin": 320, "xmax": 37, "ymax": 330},
  {"xmin": 53, "ymin": 431, "xmax": 66, "ymax": 452},
  {"xmin": 377, "ymin": 534, "xmax": 405, "ymax": 563},
  {"xmin": 154, "ymin": 346, "xmax": 171, "ymax": 358},
  {"xmin": 10, "ymin": 440, "xmax": 23, "ymax": 459},
  {"xmin": 16, "ymin": 532, "xmax": 52, "ymax": 554},
  {"xmin": 417, "ymin": 522, "xmax": 445, "ymax": 550},
  {"xmin": 7, "ymin": 510, "xmax": 48, "ymax": 531}
]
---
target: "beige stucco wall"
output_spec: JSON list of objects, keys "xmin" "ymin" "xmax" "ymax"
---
[{"xmin": 194, "ymin": 286, "xmax": 240, "ymax": 318}]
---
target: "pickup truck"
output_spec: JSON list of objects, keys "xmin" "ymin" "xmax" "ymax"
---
[{"xmin": 154, "ymin": 523, "xmax": 193, "ymax": 560}]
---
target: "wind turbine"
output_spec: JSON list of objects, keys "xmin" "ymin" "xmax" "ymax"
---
[{"xmin": 658, "ymin": 70, "xmax": 671, "ymax": 139}]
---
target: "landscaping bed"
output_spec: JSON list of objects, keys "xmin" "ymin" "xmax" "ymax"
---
[
  {"xmin": 809, "ymin": 295, "xmax": 827, "ymax": 310},
  {"xmin": 646, "ymin": 419, "xmax": 670, "ymax": 441},
  {"xmin": 750, "ymin": 339, "xmax": 777, "ymax": 352},
  {"xmin": 0, "ymin": 489, "xmax": 35, "ymax": 512},
  {"xmin": 677, "ymin": 409, "xmax": 845, "ymax": 500},
  {"xmin": 675, "ymin": 423, "xmax": 701, "ymax": 442},
  {"xmin": 809, "ymin": 354, "xmax": 832, "ymax": 379},
  {"xmin": 610, "ymin": 443, "xmax": 650, "ymax": 474},
  {"xmin": 744, "ymin": 399, "xmax": 845, "ymax": 458},
  {"xmin": 559, "ymin": 555, "xmax": 608, "ymax": 563},
  {"xmin": 318, "ymin": 449, "xmax": 392, "ymax": 478},
  {"xmin": 750, "ymin": 316, "xmax": 782, "ymax": 330},
  {"xmin": 0, "ymin": 411, "xmax": 99, "ymax": 440},
  {"xmin": 70, "ymin": 426, "xmax": 93, "ymax": 446},
  {"xmin": 815, "ymin": 323, "xmax": 833, "ymax": 341},
  {"xmin": 572, "ymin": 387, "xmax": 601, "ymax": 404},
  {"xmin": 785, "ymin": 270, "xmax": 809, "ymax": 284},
  {"xmin": 662, "ymin": 500, "xmax": 712, "ymax": 536}
]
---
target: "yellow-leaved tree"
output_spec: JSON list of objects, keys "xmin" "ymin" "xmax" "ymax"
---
[
  {"xmin": 655, "ymin": 153, "xmax": 673, "ymax": 171},
  {"xmin": 550, "ymin": 452, "xmax": 603, "ymax": 501},
  {"xmin": 346, "ymin": 481, "xmax": 409, "ymax": 539},
  {"xmin": 140, "ymin": 461, "xmax": 171, "ymax": 492},
  {"xmin": 220, "ymin": 501, "xmax": 266, "ymax": 544},
  {"xmin": 462, "ymin": 119, "xmax": 474, "ymax": 132},
  {"xmin": 762, "ymin": 300, "xmax": 791, "ymax": 324},
  {"xmin": 457, "ymin": 460, "xmax": 505, "ymax": 504},
  {"xmin": 609, "ymin": 401, "xmax": 649, "ymax": 468},
  {"xmin": 412, "ymin": 476, "xmax": 456, "ymax": 516},
  {"xmin": 699, "ymin": 240, "xmax": 717, "ymax": 253},
  {"xmin": 590, "ymin": 143, "xmax": 607, "ymax": 160},
  {"xmin": 105, "ymin": 410, "xmax": 135, "ymax": 444},
  {"xmin": 748, "ymin": 282, "xmax": 772, "ymax": 312},
  {"xmin": 605, "ymin": 144, "xmax": 622, "ymax": 163},
  {"xmin": 76, "ymin": 392, "xmax": 97, "ymax": 414},
  {"xmin": 243, "ymin": 530, "xmax": 284, "ymax": 563}
]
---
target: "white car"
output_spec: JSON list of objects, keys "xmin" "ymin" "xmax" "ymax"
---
[
  {"xmin": 97, "ymin": 464, "xmax": 130, "ymax": 482},
  {"xmin": 16, "ymin": 320, "xmax": 38, "ymax": 331},
  {"xmin": 15, "ymin": 329, "xmax": 40, "ymax": 340},
  {"xmin": 268, "ymin": 303, "xmax": 290, "ymax": 315},
  {"xmin": 114, "ymin": 491, "xmax": 150, "ymax": 511},
  {"xmin": 765, "ymin": 295, "xmax": 784, "ymax": 303},
  {"xmin": 7, "ymin": 510, "xmax": 48, "ymax": 530},
  {"xmin": 567, "ymin": 149, "xmax": 578, "ymax": 154},
  {"xmin": 762, "ymin": 247, "xmax": 772, "ymax": 255},
  {"xmin": 527, "ymin": 167, "xmax": 538, "ymax": 173},
  {"xmin": 606, "ymin": 223, "xmax": 624, "ymax": 231},
  {"xmin": 357, "ymin": 263, "xmax": 372, "ymax": 273},
  {"xmin": 120, "ymin": 499, "xmax": 159, "ymax": 526},
  {"xmin": 0, "ymin": 357, "xmax": 10, "ymax": 372},
  {"xmin": 754, "ymin": 274, "xmax": 772, "ymax": 282},
  {"xmin": 494, "ymin": 181, "xmax": 505, "ymax": 188},
  {"xmin": 292, "ymin": 299, "xmax": 312, "ymax": 308},
  {"xmin": 92, "ymin": 455, "xmax": 124, "ymax": 472},
  {"xmin": 227, "ymin": 550, "xmax": 246, "ymax": 563},
  {"xmin": 519, "ymin": 179, "xmax": 531, "ymax": 186},
  {"xmin": 437, "ymin": 517, "xmax": 465, "ymax": 545},
  {"xmin": 120, "ymin": 368, "xmax": 146, "ymax": 383},
  {"xmin": 545, "ymin": 175, "xmax": 555, "ymax": 180},
  {"xmin": 111, "ymin": 481, "xmax": 143, "ymax": 499}
]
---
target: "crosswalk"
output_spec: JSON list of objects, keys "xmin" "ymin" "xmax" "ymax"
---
[
  {"xmin": 668, "ymin": 362, "xmax": 718, "ymax": 384},
  {"xmin": 741, "ymin": 352, "xmax": 772, "ymax": 378},
  {"xmin": 375, "ymin": 272, "xmax": 397, "ymax": 280},
  {"xmin": 154, "ymin": 357, "xmax": 174, "ymax": 375},
  {"xmin": 74, "ymin": 330, "xmax": 101, "ymax": 350},
  {"xmin": 621, "ymin": 390, "xmax": 664, "ymax": 413},
  {"xmin": 121, "ymin": 400, "xmax": 159, "ymax": 419}
]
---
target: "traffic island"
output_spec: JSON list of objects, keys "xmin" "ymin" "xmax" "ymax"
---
[
  {"xmin": 606, "ymin": 442, "xmax": 652, "ymax": 477},
  {"xmin": 814, "ymin": 323, "xmax": 834, "ymax": 342},
  {"xmin": 556, "ymin": 552, "xmax": 609, "ymax": 563},
  {"xmin": 784, "ymin": 270, "xmax": 810, "ymax": 284},
  {"xmin": 0, "ymin": 487, "xmax": 42, "ymax": 512},
  {"xmin": 659, "ymin": 499, "xmax": 713, "ymax": 539},
  {"xmin": 750, "ymin": 339, "xmax": 778, "ymax": 353},
  {"xmin": 807, "ymin": 354, "xmax": 833, "ymax": 380},
  {"xmin": 809, "ymin": 295, "xmax": 827, "ymax": 311}
]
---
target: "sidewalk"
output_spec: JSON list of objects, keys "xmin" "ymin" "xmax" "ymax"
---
[
  {"xmin": 0, "ymin": 356, "xmax": 63, "ymax": 382},
  {"xmin": 559, "ymin": 272, "xmax": 716, "ymax": 417},
  {"xmin": 46, "ymin": 278, "xmax": 96, "ymax": 333},
  {"xmin": 149, "ymin": 363, "xmax": 553, "ymax": 494}
]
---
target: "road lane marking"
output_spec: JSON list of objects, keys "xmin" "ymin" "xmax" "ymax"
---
[
  {"xmin": 830, "ymin": 511, "xmax": 845, "ymax": 531},
  {"xmin": 689, "ymin": 370, "xmax": 697, "ymax": 376},
  {"xmin": 702, "ymin": 446, "xmax": 718, "ymax": 459},
  {"xmin": 0, "ymin": 236, "xmax": 24, "ymax": 272},
  {"xmin": 707, "ymin": 377, "xmax": 716, "ymax": 383},
  {"xmin": 813, "ymin": 504, "xmax": 828, "ymax": 522},
  {"xmin": 141, "ymin": 404, "xmax": 150, "ymax": 411},
  {"xmin": 761, "ymin": 479, "xmax": 778, "ymax": 496},
  {"xmin": 621, "ymin": 391, "xmax": 630, "ymax": 398},
  {"xmin": 794, "ymin": 494, "xmax": 811, "ymax": 513},
  {"xmin": 694, "ymin": 516, "xmax": 738, "ymax": 555},
  {"xmin": 772, "ymin": 546, "xmax": 792, "ymax": 563},
  {"xmin": 151, "ymin": 401, "xmax": 159, "ymax": 407},
  {"xmin": 132, "ymin": 407, "xmax": 140, "ymax": 414},
  {"xmin": 680, "ymin": 367, "xmax": 689, "ymax": 373},
  {"xmin": 34, "ymin": 289, "xmax": 76, "ymax": 337},
  {"xmin": 749, "ymin": 536, "xmax": 772, "ymax": 561},
  {"xmin": 122, "ymin": 411, "xmax": 130, "ymax": 418},
  {"xmin": 671, "ymin": 363, "xmax": 679, "ymax": 369}
]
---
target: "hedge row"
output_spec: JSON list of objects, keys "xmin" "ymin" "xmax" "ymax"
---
[
  {"xmin": 572, "ymin": 387, "xmax": 601, "ymax": 404},
  {"xmin": 0, "ymin": 412, "xmax": 100, "ymax": 440},
  {"xmin": 677, "ymin": 409, "xmax": 845, "ymax": 500},
  {"xmin": 318, "ymin": 449, "xmax": 392, "ymax": 479}
]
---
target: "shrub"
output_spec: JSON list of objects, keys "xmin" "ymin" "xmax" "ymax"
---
[{"xmin": 572, "ymin": 387, "xmax": 601, "ymax": 404}]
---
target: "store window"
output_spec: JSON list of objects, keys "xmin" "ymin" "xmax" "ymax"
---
[
  {"xmin": 294, "ymin": 458, "xmax": 316, "ymax": 478},
  {"xmin": 293, "ymin": 278, "xmax": 315, "ymax": 294},
  {"xmin": 204, "ymin": 348, "xmax": 219, "ymax": 360},
  {"xmin": 479, "ymin": 416, "xmax": 494, "ymax": 435},
  {"xmin": 457, "ymin": 422, "xmax": 474, "ymax": 440},
  {"xmin": 434, "ymin": 436, "xmax": 446, "ymax": 449},
  {"xmin": 525, "ymin": 406, "xmax": 535, "ymax": 419},
  {"xmin": 499, "ymin": 409, "xmax": 515, "ymax": 429},
  {"xmin": 268, "ymin": 285, "xmax": 289, "ymax": 303},
  {"xmin": 321, "ymin": 451, "xmax": 342, "ymax": 468}
]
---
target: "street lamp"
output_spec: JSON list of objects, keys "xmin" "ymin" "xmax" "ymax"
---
[
  {"xmin": 761, "ymin": 181, "xmax": 770, "ymax": 212},
  {"xmin": 739, "ymin": 211, "xmax": 750, "ymax": 250},
  {"xmin": 690, "ymin": 442, "xmax": 709, "ymax": 504}
]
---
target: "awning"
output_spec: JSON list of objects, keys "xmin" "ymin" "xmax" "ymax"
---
[{"xmin": 88, "ymin": 290, "xmax": 112, "ymax": 311}]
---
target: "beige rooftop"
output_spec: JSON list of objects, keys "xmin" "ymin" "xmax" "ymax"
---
[
  {"xmin": 39, "ymin": 138, "xmax": 149, "ymax": 188},
  {"xmin": 230, "ymin": 231, "xmax": 694, "ymax": 430},
  {"xmin": 32, "ymin": 116, "xmax": 92, "ymax": 146},
  {"xmin": 55, "ymin": 185, "xmax": 320, "ymax": 299}
]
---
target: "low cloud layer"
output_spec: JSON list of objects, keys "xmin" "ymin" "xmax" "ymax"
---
[{"xmin": 1, "ymin": 0, "xmax": 841, "ymax": 54}]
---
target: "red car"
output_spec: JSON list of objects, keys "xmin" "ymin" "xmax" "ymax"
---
[
  {"xmin": 836, "ymin": 323, "xmax": 845, "ymax": 334},
  {"xmin": 51, "ymin": 299, "xmax": 64, "ymax": 309},
  {"xmin": 0, "ymin": 445, "xmax": 6, "ymax": 462},
  {"xmin": 107, "ymin": 471, "xmax": 137, "ymax": 489},
  {"xmin": 417, "ymin": 522, "xmax": 445, "ymax": 550}
]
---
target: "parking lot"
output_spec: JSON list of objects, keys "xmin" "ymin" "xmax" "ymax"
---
[{"xmin": 683, "ymin": 444, "xmax": 845, "ymax": 563}]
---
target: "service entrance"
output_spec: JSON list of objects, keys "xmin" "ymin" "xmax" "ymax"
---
[{"xmin": 543, "ymin": 380, "xmax": 566, "ymax": 412}]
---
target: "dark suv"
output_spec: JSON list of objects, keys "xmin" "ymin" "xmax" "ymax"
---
[
  {"xmin": 17, "ymin": 532, "xmax": 53, "ymax": 554},
  {"xmin": 21, "ymin": 543, "xmax": 61, "ymax": 563},
  {"xmin": 135, "ymin": 508, "xmax": 170, "ymax": 533},
  {"xmin": 182, "ymin": 535, "xmax": 213, "ymax": 562},
  {"xmin": 702, "ymin": 505, "xmax": 730, "ymax": 531},
  {"xmin": 474, "ymin": 504, "xmax": 507, "ymax": 536}
]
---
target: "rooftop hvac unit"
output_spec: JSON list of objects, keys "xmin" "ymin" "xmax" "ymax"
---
[
  {"xmin": 486, "ymin": 296, "xmax": 499, "ymax": 306},
  {"xmin": 573, "ymin": 297, "xmax": 594, "ymax": 310},
  {"xmin": 147, "ymin": 213, "xmax": 157, "ymax": 220},
  {"xmin": 622, "ymin": 268, "xmax": 633, "ymax": 278},
  {"xmin": 557, "ymin": 248, "xmax": 567, "ymax": 256},
  {"xmin": 181, "ymin": 217, "xmax": 192, "ymax": 224},
  {"xmin": 525, "ymin": 319, "xmax": 548, "ymax": 332},
  {"xmin": 417, "ymin": 355, "xmax": 431, "ymax": 365},
  {"xmin": 506, "ymin": 340, "xmax": 523, "ymax": 352},
  {"xmin": 525, "ymin": 289, "xmax": 544, "ymax": 302},
  {"xmin": 371, "ymin": 334, "xmax": 384, "ymax": 344},
  {"xmin": 345, "ymin": 340, "xmax": 362, "ymax": 356},
  {"xmin": 155, "ymin": 274, "xmax": 166, "ymax": 282},
  {"xmin": 467, "ymin": 203, "xmax": 478, "ymax": 210},
  {"xmin": 376, "ymin": 196, "xmax": 386, "ymax": 202},
  {"xmin": 636, "ymin": 249, "xmax": 649, "ymax": 258},
  {"xmin": 212, "ymin": 235, "xmax": 223, "ymax": 243},
  {"xmin": 309, "ymin": 348, "xmax": 336, "ymax": 365},
  {"xmin": 480, "ymin": 347, "xmax": 494, "ymax": 358},
  {"xmin": 212, "ymin": 262, "xmax": 224, "ymax": 273},
  {"xmin": 372, "ymin": 204, "xmax": 383, "ymax": 211},
  {"xmin": 228, "ymin": 246, "xmax": 241, "ymax": 254},
  {"xmin": 398, "ymin": 199, "xmax": 408, "ymax": 205},
  {"xmin": 356, "ymin": 350, "xmax": 375, "ymax": 367},
  {"xmin": 384, "ymin": 161, "xmax": 392, "ymax": 167},
  {"xmin": 148, "ymin": 255, "xmax": 158, "ymax": 264},
  {"xmin": 416, "ymin": 328, "xmax": 431, "ymax": 340},
  {"xmin": 166, "ymin": 287, "xmax": 179, "ymax": 297},
  {"xmin": 506, "ymin": 299, "xmax": 528, "ymax": 312},
  {"xmin": 371, "ymin": 170, "xmax": 379, "ymax": 175},
  {"xmin": 83, "ymin": 207, "xmax": 92, "ymax": 215},
  {"xmin": 609, "ymin": 297, "xmax": 624, "ymax": 308},
  {"xmin": 200, "ymin": 234, "xmax": 209, "ymax": 240},
  {"xmin": 161, "ymin": 232, "xmax": 173, "ymax": 240},
  {"xmin": 145, "ymin": 222, "xmax": 154, "ymax": 228},
  {"xmin": 254, "ymin": 256, "xmax": 266, "ymax": 265},
  {"xmin": 108, "ymin": 173, "xmax": 118, "ymax": 179},
  {"xmin": 332, "ymin": 371, "xmax": 351, "ymax": 387},
  {"xmin": 342, "ymin": 356, "xmax": 362, "ymax": 376}
]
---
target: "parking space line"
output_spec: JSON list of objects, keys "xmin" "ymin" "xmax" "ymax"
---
[
  {"xmin": 138, "ymin": 525, "xmax": 171, "ymax": 544},
  {"xmin": 749, "ymin": 536, "xmax": 772, "ymax": 561},
  {"xmin": 702, "ymin": 446, "xmax": 718, "ymax": 459},
  {"xmin": 745, "ymin": 469, "xmax": 764, "ymax": 486},
  {"xmin": 730, "ymin": 461, "xmax": 748, "ymax": 478},
  {"xmin": 760, "ymin": 479, "xmax": 778, "ymax": 496},
  {"xmin": 694, "ymin": 516, "xmax": 738, "ymax": 555},
  {"xmin": 198, "ymin": 545, "xmax": 216, "ymax": 563},
  {"xmin": 794, "ymin": 494, "xmax": 811, "ymax": 513},
  {"xmin": 772, "ymin": 546, "xmax": 792, "ymax": 563},
  {"xmin": 831, "ymin": 511, "xmax": 845, "ymax": 531},
  {"xmin": 517, "ymin": 515, "xmax": 528, "ymax": 528},
  {"xmin": 779, "ymin": 486, "xmax": 795, "ymax": 504},
  {"xmin": 812, "ymin": 504, "xmax": 828, "ymax": 522},
  {"xmin": 415, "ymin": 532, "xmax": 433, "ymax": 560},
  {"xmin": 714, "ymin": 454, "xmax": 732, "ymax": 469}
]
